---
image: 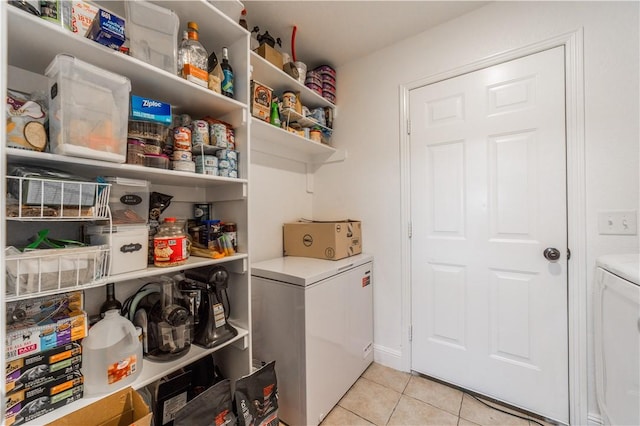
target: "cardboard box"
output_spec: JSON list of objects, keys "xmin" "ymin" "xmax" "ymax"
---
[
  {"xmin": 47, "ymin": 386, "xmax": 152, "ymax": 426},
  {"xmin": 6, "ymin": 342, "xmax": 82, "ymax": 393},
  {"xmin": 283, "ymin": 220, "xmax": 362, "ymax": 260},
  {"xmin": 86, "ymin": 8, "xmax": 126, "ymax": 50},
  {"xmin": 6, "ymin": 292, "xmax": 87, "ymax": 361},
  {"xmin": 251, "ymin": 80, "xmax": 272, "ymax": 122},
  {"xmin": 254, "ymin": 44, "xmax": 284, "ymax": 70},
  {"xmin": 5, "ymin": 371, "xmax": 84, "ymax": 426},
  {"xmin": 130, "ymin": 95, "xmax": 172, "ymax": 126}
]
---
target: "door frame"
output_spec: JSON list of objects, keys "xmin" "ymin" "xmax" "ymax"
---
[{"xmin": 399, "ymin": 30, "xmax": 586, "ymax": 425}]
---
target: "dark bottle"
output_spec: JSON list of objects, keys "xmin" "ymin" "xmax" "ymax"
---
[
  {"xmin": 100, "ymin": 283, "xmax": 122, "ymax": 317},
  {"xmin": 221, "ymin": 47, "xmax": 234, "ymax": 98}
]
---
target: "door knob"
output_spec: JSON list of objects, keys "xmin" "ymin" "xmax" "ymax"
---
[{"xmin": 543, "ymin": 247, "xmax": 561, "ymax": 261}]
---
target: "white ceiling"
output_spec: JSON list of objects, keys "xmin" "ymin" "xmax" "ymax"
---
[{"xmin": 242, "ymin": 1, "xmax": 489, "ymax": 69}]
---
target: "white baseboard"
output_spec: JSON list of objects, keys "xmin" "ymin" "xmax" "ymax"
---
[
  {"xmin": 373, "ymin": 344, "xmax": 405, "ymax": 371},
  {"xmin": 587, "ymin": 412, "xmax": 604, "ymax": 426}
]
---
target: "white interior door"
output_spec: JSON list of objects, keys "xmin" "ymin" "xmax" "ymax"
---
[{"xmin": 409, "ymin": 46, "xmax": 568, "ymax": 423}]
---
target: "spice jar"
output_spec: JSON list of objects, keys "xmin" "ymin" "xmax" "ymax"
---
[{"xmin": 153, "ymin": 217, "xmax": 188, "ymax": 267}]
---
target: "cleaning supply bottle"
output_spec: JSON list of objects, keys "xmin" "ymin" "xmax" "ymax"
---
[{"xmin": 82, "ymin": 310, "xmax": 143, "ymax": 395}]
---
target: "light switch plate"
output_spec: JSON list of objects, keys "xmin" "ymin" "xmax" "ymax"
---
[{"xmin": 598, "ymin": 210, "xmax": 638, "ymax": 235}]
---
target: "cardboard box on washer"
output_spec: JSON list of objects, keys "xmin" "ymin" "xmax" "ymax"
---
[{"xmin": 283, "ymin": 220, "xmax": 362, "ymax": 260}]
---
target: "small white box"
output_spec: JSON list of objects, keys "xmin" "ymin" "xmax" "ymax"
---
[{"xmin": 87, "ymin": 225, "xmax": 149, "ymax": 275}]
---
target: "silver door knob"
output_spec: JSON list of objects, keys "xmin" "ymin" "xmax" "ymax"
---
[{"xmin": 544, "ymin": 247, "xmax": 561, "ymax": 261}]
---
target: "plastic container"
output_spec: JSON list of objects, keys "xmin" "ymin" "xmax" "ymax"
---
[
  {"xmin": 104, "ymin": 177, "xmax": 149, "ymax": 224},
  {"xmin": 128, "ymin": 119, "xmax": 171, "ymax": 142},
  {"xmin": 81, "ymin": 310, "xmax": 143, "ymax": 395},
  {"xmin": 45, "ymin": 54, "xmax": 130, "ymax": 163},
  {"xmin": 144, "ymin": 153, "xmax": 169, "ymax": 169},
  {"xmin": 153, "ymin": 217, "xmax": 188, "ymax": 267},
  {"xmin": 125, "ymin": 0, "xmax": 179, "ymax": 74},
  {"xmin": 87, "ymin": 225, "xmax": 149, "ymax": 275}
]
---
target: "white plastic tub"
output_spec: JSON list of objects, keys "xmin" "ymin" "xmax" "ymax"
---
[
  {"xmin": 45, "ymin": 54, "xmax": 131, "ymax": 163},
  {"xmin": 87, "ymin": 224, "xmax": 149, "ymax": 275}
]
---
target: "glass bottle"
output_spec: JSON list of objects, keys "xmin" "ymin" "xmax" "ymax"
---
[
  {"xmin": 177, "ymin": 22, "xmax": 209, "ymax": 87},
  {"xmin": 220, "ymin": 47, "xmax": 234, "ymax": 98},
  {"xmin": 99, "ymin": 283, "xmax": 122, "ymax": 317},
  {"xmin": 239, "ymin": 9, "xmax": 248, "ymax": 30}
]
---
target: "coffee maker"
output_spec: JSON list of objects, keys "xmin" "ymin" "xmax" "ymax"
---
[
  {"xmin": 178, "ymin": 265, "xmax": 237, "ymax": 348},
  {"xmin": 127, "ymin": 277, "xmax": 193, "ymax": 362}
]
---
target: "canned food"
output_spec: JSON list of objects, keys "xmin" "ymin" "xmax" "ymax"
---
[
  {"xmin": 194, "ymin": 155, "xmax": 218, "ymax": 168},
  {"xmin": 210, "ymin": 123, "xmax": 228, "ymax": 148},
  {"xmin": 172, "ymin": 150, "xmax": 192, "ymax": 161},
  {"xmin": 282, "ymin": 91, "xmax": 297, "ymax": 110},
  {"xmin": 190, "ymin": 120, "xmax": 209, "ymax": 146},
  {"xmin": 172, "ymin": 160, "xmax": 196, "ymax": 173},
  {"xmin": 218, "ymin": 167, "xmax": 238, "ymax": 178},
  {"xmin": 195, "ymin": 166, "xmax": 218, "ymax": 176},
  {"xmin": 173, "ymin": 127, "xmax": 192, "ymax": 151},
  {"xmin": 215, "ymin": 149, "xmax": 238, "ymax": 161}
]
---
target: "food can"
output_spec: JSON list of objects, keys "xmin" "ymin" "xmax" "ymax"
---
[
  {"xmin": 173, "ymin": 127, "xmax": 192, "ymax": 151},
  {"xmin": 190, "ymin": 120, "xmax": 209, "ymax": 146},
  {"xmin": 282, "ymin": 91, "xmax": 297, "ymax": 110},
  {"xmin": 218, "ymin": 167, "xmax": 238, "ymax": 178},
  {"xmin": 194, "ymin": 203, "xmax": 210, "ymax": 222},
  {"xmin": 215, "ymin": 149, "xmax": 238, "ymax": 161},
  {"xmin": 227, "ymin": 127, "xmax": 235, "ymax": 150},
  {"xmin": 172, "ymin": 160, "xmax": 196, "ymax": 173},
  {"xmin": 127, "ymin": 138, "xmax": 145, "ymax": 165},
  {"xmin": 223, "ymin": 222, "xmax": 237, "ymax": 251},
  {"xmin": 194, "ymin": 155, "xmax": 218, "ymax": 168},
  {"xmin": 195, "ymin": 166, "xmax": 218, "ymax": 176},
  {"xmin": 172, "ymin": 150, "xmax": 192, "ymax": 161},
  {"xmin": 210, "ymin": 123, "xmax": 228, "ymax": 148}
]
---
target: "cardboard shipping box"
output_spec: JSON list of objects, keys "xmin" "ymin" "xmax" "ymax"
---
[
  {"xmin": 254, "ymin": 43, "xmax": 283, "ymax": 70},
  {"xmin": 283, "ymin": 220, "xmax": 362, "ymax": 260},
  {"xmin": 47, "ymin": 386, "xmax": 152, "ymax": 426}
]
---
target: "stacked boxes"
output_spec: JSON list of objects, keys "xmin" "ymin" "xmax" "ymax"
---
[{"xmin": 5, "ymin": 292, "xmax": 86, "ymax": 425}]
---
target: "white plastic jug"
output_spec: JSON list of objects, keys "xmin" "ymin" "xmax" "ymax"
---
[{"xmin": 82, "ymin": 309, "xmax": 143, "ymax": 395}]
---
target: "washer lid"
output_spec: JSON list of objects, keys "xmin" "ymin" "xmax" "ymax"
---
[
  {"xmin": 251, "ymin": 253, "xmax": 373, "ymax": 286},
  {"xmin": 596, "ymin": 253, "xmax": 639, "ymax": 286}
]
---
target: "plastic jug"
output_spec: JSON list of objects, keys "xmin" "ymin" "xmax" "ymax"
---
[{"xmin": 82, "ymin": 309, "xmax": 143, "ymax": 395}]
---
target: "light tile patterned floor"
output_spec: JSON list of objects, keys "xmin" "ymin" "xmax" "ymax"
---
[{"xmin": 320, "ymin": 363, "xmax": 558, "ymax": 426}]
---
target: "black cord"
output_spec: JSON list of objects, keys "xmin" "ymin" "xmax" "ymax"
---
[{"xmin": 469, "ymin": 394, "xmax": 545, "ymax": 426}]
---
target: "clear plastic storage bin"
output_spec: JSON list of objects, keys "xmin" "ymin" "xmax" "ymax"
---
[
  {"xmin": 125, "ymin": 1, "xmax": 179, "ymax": 74},
  {"xmin": 45, "ymin": 54, "xmax": 131, "ymax": 163},
  {"xmin": 104, "ymin": 177, "xmax": 149, "ymax": 224}
]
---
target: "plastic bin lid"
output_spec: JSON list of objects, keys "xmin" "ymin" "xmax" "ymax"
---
[
  {"xmin": 87, "ymin": 224, "xmax": 149, "ymax": 234},
  {"xmin": 104, "ymin": 176, "xmax": 150, "ymax": 187},
  {"xmin": 44, "ymin": 54, "xmax": 131, "ymax": 91},
  {"xmin": 125, "ymin": 0, "xmax": 179, "ymax": 34}
]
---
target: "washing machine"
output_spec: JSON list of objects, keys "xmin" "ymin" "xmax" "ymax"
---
[{"xmin": 594, "ymin": 253, "xmax": 639, "ymax": 426}]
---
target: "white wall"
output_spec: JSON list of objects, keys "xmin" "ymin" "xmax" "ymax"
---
[
  {"xmin": 249, "ymin": 150, "xmax": 313, "ymax": 262},
  {"xmin": 310, "ymin": 0, "xmax": 639, "ymax": 421}
]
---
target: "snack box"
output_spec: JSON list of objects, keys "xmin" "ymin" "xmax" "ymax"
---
[
  {"xmin": 86, "ymin": 8, "xmax": 126, "ymax": 50},
  {"xmin": 5, "ymin": 371, "xmax": 84, "ymax": 426},
  {"xmin": 6, "ymin": 291, "xmax": 87, "ymax": 362},
  {"xmin": 250, "ymin": 80, "xmax": 272, "ymax": 122},
  {"xmin": 6, "ymin": 342, "xmax": 82, "ymax": 393}
]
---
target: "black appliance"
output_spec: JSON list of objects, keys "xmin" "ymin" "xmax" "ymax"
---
[{"xmin": 178, "ymin": 265, "xmax": 238, "ymax": 348}]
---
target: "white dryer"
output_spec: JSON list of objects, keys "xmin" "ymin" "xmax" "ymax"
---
[{"xmin": 594, "ymin": 253, "xmax": 639, "ymax": 426}]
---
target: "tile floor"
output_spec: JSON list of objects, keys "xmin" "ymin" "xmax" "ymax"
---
[{"xmin": 319, "ymin": 363, "xmax": 557, "ymax": 426}]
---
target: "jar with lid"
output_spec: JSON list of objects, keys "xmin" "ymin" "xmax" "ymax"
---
[
  {"xmin": 223, "ymin": 222, "xmax": 237, "ymax": 252},
  {"xmin": 154, "ymin": 217, "xmax": 188, "ymax": 267}
]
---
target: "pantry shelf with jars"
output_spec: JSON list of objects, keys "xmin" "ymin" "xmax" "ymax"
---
[
  {"xmin": 2, "ymin": 1, "xmax": 252, "ymax": 424},
  {"xmin": 249, "ymin": 51, "xmax": 345, "ymax": 165}
]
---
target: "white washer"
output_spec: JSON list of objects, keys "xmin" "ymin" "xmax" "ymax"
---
[
  {"xmin": 594, "ymin": 253, "xmax": 639, "ymax": 426},
  {"xmin": 251, "ymin": 254, "xmax": 374, "ymax": 426}
]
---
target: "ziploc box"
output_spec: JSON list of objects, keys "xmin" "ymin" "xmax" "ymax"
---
[
  {"xmin": 6, "ymin": 291, "xmax": 87, "ymax": 361},
  {"xmin": 130, "ymin": 95, "xmax": 172, "ymax": 126},
  {"xmin": 86, "ymin": 8, "xmax": 126, "ymax": 50},
  {"xmin": 6, "ymin": 342, "xmax": 82, "ymax": 394},
  {"xmin": 5, "ymin": 371, "xmax": 84, "ymax": 426},
  {"xmin": 283, "ymin": 220, "xmax": 362, "ymax": 260}
]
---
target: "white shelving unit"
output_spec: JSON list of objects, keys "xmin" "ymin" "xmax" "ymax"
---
[
  {"xmin": 2, "ymin": 1, "xmax": 252, "ymax": 424},
  {"xmin": 249, "ymin": 52, "xmax": 345, "ymax": 165}
]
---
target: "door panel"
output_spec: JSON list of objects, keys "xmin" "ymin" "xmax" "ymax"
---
[{"xmin": 410, "ymin": 46, "xmax": 568, "ymax": 423}]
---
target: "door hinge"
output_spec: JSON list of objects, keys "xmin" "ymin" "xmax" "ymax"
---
[
  {"xmin": 407, "ymin": 119, "xmax": 411, "ymax": 135},
  {"xmin": 567, "ymin": 248, "xmax": 571, "ymax": 260},
  {"xmin": 409, "ymin": 325, "xmax": 413, "ymax": 342},
  {"xmin": 408, "ymin": 222, "xmax": 412, "ymax": 239}
]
